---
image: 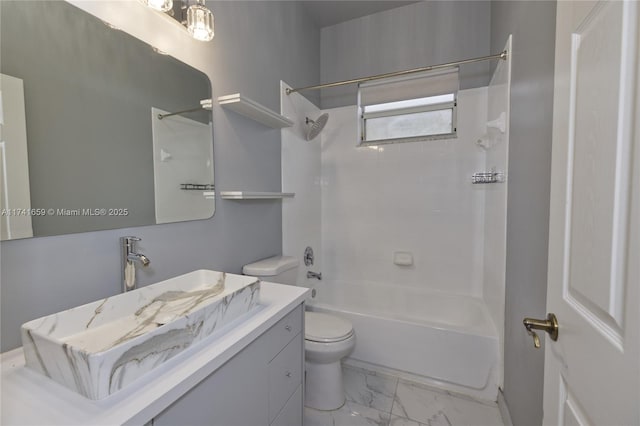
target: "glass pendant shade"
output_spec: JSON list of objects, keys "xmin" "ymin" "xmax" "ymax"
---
[
  {"xmin": 143, "ymin": 0, "xmax": 173, "ymax": 12},
  {"xmin": 187, "ymin": 0, "xmax": 214, "ymax": 41}
]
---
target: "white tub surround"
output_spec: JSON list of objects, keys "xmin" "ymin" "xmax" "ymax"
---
[
  {"xmin": 281, "ymin": 73, "xmax": 508, "ymax": 402},
  {"xmin": 21, "ymin": 270, "xmax": 260, "ymax": 400},
  {"xmin": 320, "ymin": 88, "xmax": 488, "ymax": 296},
  {"xmin": 280, "ymin": 81, "xmax": 323, "ymax": 289},
  {"xmin": 2, "ymin": 283, "xmax": 309, "ymax": 425},
  {"xmin": 310, "ymin": 281, "xmax": 500, "ymax": 401},
  {"xmin": 481, "ymin": 37, "xmax": 512, "ymax": 389}
]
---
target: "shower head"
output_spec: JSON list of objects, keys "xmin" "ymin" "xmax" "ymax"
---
[{"xmin": 305, "ymin": 113, "xmax": 329, "ymax": 141}]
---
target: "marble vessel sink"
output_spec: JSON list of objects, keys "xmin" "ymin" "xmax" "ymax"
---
[{"xmin": 21, "ymin": 270, "xmax": 260, "ymax": 400}]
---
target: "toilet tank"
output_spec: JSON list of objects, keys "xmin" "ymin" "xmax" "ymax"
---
[{"xmin": 242, "ymin": 256, "xmax": 299, "ymax": 285}]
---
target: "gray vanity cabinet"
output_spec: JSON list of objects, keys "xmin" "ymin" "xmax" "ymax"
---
[{"xmin": 153, "ymin": 304, "xmax": 304, "ymax": 426}]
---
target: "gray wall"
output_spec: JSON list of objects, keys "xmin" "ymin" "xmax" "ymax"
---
[
  {"xmin": 0, "ymin": 0, "xmax": 320, "ymax": 351},
  {"xmin": 1, "ymin": 1, "xmax": 210, "ymax": 236},
  {"xmin": 490, "ymin": 2, "xmax": 557, "ymax": 424},
  {"xmin": 319, "ymin": 1, "xmax": 491, "ymax": 109}
]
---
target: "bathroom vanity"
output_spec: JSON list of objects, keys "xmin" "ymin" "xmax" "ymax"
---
[
  {"xmin": 154, "ymin": 303, "xmax": 304, "ymax": 426},
  {"xmin": 0, "ymin": 282, "xmax": 308, "ymax": 425}
]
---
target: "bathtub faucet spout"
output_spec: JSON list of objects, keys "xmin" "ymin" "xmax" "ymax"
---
[{"xmin": 307, "ymin": 271, "xmax": 322, "ymax": 280}]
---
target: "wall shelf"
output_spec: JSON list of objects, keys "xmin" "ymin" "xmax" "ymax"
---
[
  {"xmin": 220, "ymin": 191, "xmax": 295, "ymax": 200},
  {"xmin": 217, "ymin": 93, "xmax": 294, "ymax": 128}
]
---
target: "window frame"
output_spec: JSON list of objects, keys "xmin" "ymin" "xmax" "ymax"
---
[{"xmin": 358, "ymin": 93, "xmax": 458, "ymax": 146}]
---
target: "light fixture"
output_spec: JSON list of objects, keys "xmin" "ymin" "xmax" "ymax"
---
[
  {"xmin": 140, "ymin": 0, "xmax": 214, "ymax": 42},
  {"xmin": 187, "ymin": 0, "xmax": 214, "ymax": 42},
  {"xmin": 142, "ymin": 0, "xmax": 173, "ymax": 13}
]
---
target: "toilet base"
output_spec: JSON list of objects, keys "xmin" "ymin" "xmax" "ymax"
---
[{"xmin": 304, "ymin": 361, "xmax": 346, "ymax": 410}]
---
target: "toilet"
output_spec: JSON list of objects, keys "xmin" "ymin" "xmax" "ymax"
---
[{"xmin": 242, "ymin": 256, "xmax": 355, "ymax": 411}]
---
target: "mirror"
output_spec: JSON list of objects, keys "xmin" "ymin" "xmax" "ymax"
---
[{"xmin": 0, "ymin": 1, "xmax": 214, "ymax": 241}]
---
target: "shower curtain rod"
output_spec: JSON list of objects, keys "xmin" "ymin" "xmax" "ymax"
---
[
  {"xmin": 285, "ymin": 50, "xmax": 507, "ymax": 95},
  {"xmin": 157, "ymin": 106, "xmax": 204, "ymax": 120},
  {"xmin": 157, "ymin": 99, "xmax": 213, "ymax": 120}
]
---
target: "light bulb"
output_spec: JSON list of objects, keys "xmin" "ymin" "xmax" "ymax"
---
[
  {"xmin": 142, "ymin": 0, "xmax": 173, "ymax": 12},
  {"xmin": 187, "ymin": 0, "xmax": 214, "ymax": 41}
]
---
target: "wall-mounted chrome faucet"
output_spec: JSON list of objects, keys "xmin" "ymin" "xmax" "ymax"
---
[
  {"xmin": 121, "ymin": 236, "xmax": 150, "ymax": 292},
  {"xmin": 307, "ymin": 271, "xmax": 322, "ymax": 280}
]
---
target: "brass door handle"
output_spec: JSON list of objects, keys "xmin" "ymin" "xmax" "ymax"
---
[{"xmin": 523, "ymin": 313, "xmax": 559, "ymax": 348}]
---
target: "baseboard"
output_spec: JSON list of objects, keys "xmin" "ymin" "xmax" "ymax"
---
[{"xmin": 497, "ymin": 388, "xmax": 514, "ymax": 426}]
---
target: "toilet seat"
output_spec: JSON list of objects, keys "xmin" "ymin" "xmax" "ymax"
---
[{"xmin": 305, "ymin": 312, "xmax": 354, "ymax": 343}]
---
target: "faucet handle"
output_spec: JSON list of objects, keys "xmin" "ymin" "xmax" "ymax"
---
[{"xmin": 123, "ymin": 236, "xmax": 141, "ymax": 242}]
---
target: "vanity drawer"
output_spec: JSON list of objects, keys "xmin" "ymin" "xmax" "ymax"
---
[
  {"xmin": 263, "ymin": 304, "xmax": 303, "ymax": 361},
  {"xmin": 268, "ymin": 333, "xmax": 303, "ymax": 423},
  {"xmin": 270, "ymin": 385, "xmax": 302, "ymax": 426}
]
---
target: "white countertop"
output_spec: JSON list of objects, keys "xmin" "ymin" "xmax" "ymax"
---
[{"xmin": 1, "ymin": 282, "xmax": 309, "ymax": 426}]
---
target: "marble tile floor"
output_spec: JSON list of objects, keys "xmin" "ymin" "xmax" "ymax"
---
[{"xmin": 304, "ymin": 365, "xmax": 504, "ymax": 426}]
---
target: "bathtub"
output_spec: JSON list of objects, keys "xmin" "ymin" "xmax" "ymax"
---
[{"xmin": 308, "ymin": 280, "xmax": 500, "ymax": 401}]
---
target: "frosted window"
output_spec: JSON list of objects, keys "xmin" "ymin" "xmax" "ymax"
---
[
  {"xmin": 363, "ymin": 94, "xmax": 455, "ymax": 113},
  {"xmin": 358, "ymin": 68, "xmax": 458, "ymax": 145},
  {"xmin": 365, "ymin": 109, "xmax": 453, "ymax": 141}
]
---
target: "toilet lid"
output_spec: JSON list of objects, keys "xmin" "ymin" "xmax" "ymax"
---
[{"xmin": 305, "ymin": 312, "xmax": 354, "ymax": 343}]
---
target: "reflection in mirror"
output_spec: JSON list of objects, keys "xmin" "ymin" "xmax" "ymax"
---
[{"xmin": 0, "ymin": 0, "xmax": 214, "ymax": 241}]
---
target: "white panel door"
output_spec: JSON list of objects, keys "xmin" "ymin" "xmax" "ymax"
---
[{"xmin": 543, "ymin": 1, "xmax": 639, "ymax": 425}]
